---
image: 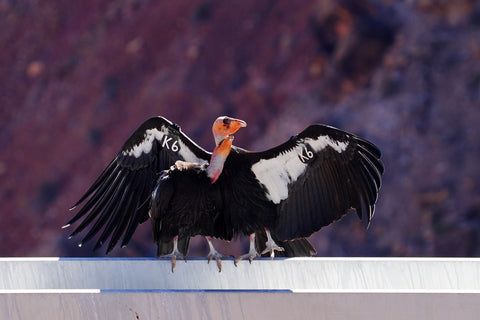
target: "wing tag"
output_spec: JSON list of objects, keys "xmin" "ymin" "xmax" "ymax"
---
[
  {"xmin": 298, "ymin": 144, "xmax": 314, "ymax": 163},
  {"xmin": 162, "ymin": 135, "xmax": 180, "ymax": 152}
]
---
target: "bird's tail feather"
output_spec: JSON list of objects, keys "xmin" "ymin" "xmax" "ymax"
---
[{"xmin": 255, "ymin": 230, "xmax": 317, "ymax": 257}]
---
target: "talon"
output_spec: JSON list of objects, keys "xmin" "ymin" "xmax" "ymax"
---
[
  {"xmin": 207, "ymin": 252, "xmax": 222, "ymax": 272},
  {"xmin": 160, "ymin": 235, "xmax": 184, "ymax": 272},
  {"xmin": 261, "ymin": 244, "xmax": 284, "ymax": 258},
  {"xmin": 161, "ymin": 252, "xmax": 181, "ymax": 272},
  {"xmin": 261, "ymin": 228, "xmax": 284, "ymax": 259},
  {"xmin": 205, "ymin": 236, "xmax": 223, "ymax": 272},
  {"xmin": 171, "ymin": 255, "xmax": 176, "ymax": 272},
  {"xmin": 216, "ymin": 258, "xmax": 222, "ymax": 272},
  {"xmin": 235, "ymin": 233, "xmax": 259, "ymax": 265}
]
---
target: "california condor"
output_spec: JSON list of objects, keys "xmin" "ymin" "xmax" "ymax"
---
[{"xmin": 66, "ymin": 116, "xmax": 383, "ymax": 271}]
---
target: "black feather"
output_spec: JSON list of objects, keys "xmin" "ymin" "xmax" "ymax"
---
[
  {"xmin": 67, "ymin": 117, "xmax": 383, "ymax": 262},
  {"xmin": 67, "ymin": 117, "xmax": 211, "ymax": 253}
]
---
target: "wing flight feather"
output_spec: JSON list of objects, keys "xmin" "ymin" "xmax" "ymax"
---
[
  {"xmin": 245, "ymin": 124, "xmax": 384, "ymax": 240},
  {"xmin": 67, "ymin": 117, "xmax": 211, "ymax": 252}
]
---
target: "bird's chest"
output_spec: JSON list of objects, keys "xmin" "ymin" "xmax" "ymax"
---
[{"xmin": 217, "ymin": 167, "xmax": 276, "ymax": 230}]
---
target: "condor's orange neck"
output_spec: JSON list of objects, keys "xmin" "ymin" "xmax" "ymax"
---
[{"xmin": 207, "ymin": 137, "xmax": 233, "ymax": 183}]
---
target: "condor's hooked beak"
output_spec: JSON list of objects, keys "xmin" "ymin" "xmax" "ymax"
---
[
  {"xmin": 212, "ymin": 116, "xmax": 247, "ymax": 146},
  {"xmin": 208, "ymin": 116, "xmax": 246, "ymax": 184}
]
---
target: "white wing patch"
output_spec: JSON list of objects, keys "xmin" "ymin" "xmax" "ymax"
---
[
  {"xmin": 178, "ymin": 139, "xmax": 208, "ymax": 164},
  {"xmin": 122, "ymin": 127, "xmax": 207, "ymax": 164},
  {"xmin": 123, "ymin": 128, "xmax": 167, "ymax": 158},
  {"xmin": 251, "ymin": 145, "xmax": 307, "ymax": 204},
  {"xmin": 251, "ymin": 135, "xmax": 349, "ymax": 204},
  {"xmin": 306, "ymin": 135, "xmax": 349, "ymax": 153}
]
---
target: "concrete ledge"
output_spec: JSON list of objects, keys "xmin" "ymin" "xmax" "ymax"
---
[{"xmin": 1, "ymin": 258, "xmax": 480, "ymax": 319}]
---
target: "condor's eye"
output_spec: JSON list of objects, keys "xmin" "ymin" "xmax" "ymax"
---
[{"xmin": 222, "ymin": 118, "xmax": 231, "ymax": 125}]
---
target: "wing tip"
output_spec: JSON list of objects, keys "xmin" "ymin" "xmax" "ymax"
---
[{"xmin": 93, "ymin": 241, "xmax": 104, "ymax": 252}]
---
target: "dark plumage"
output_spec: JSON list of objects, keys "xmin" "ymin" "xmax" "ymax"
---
[
  {"xmin": 66, "ymin": 116, "xmax": 383, "ymax": 270},
  {"xmin": 150, "ymin": 161, "xmax": 221, "ymax": 257}
]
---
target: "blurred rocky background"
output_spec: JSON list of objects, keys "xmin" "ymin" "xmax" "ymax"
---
[{"xmin": 1, "ymin": 0, "xmax": 479, "ymax": 259}]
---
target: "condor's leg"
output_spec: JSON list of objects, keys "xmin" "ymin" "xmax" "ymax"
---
[
  {"xmin": 234, "ymin": 233, "xmax": 260, "ymax": 266},
  {"xmin": 261, "ymin": 228, "xmax": 284, "ymax": 259},
  {"xmin": 205, "ymin": 236, "xmax": 224, "ymax": 272},
  {"xmin": 160, "ymin": 235, "xmax": 184, "ymax": 272}
]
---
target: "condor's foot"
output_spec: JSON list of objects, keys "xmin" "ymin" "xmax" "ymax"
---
[
  {"xmin": 234, "ymin": 233, "xmax": 260, "ymax": 266},
  {"xmin": 162, "ymin": 252, "xmax": 184, "ymax": 272},
  {"xmin": 207, "ymin": 250, "xmax": 223, "ymax": 272},
  {"xmin": 205, "ymin": 236, "xmax": 223, "ymax": 272},
  {"xmin": 234, "ymin": 248, "xmax": 259, "ymax": 265},
  {"xmin": 261, "ymin": 228, "xmax": 284, "ymax": 259},
  {"xmin": 161, "ymin": 236, "xmax": 186, "ymax": 272}
]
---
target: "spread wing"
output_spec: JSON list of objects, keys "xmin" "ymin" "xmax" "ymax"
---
[
  {"xmin": 65, "ymin": 116, "xmax": 211, "ymax": 253},
  {"xmin": 245, "ymin": 124, "xmax": 384, "ymax": 240}
]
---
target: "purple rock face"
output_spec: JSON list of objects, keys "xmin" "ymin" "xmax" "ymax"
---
[{"xmin": 1, "ymin": 0, "xmax": 479, "ymax": 258}]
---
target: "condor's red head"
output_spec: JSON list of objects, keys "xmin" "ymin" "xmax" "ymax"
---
[
  {"xmin": 212, "ymin": 116, "xmax": 247, "ymax": 146},
  {"xmin": 207, "ymin": 116, "xmax": 246, "ymax": 183}
]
